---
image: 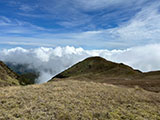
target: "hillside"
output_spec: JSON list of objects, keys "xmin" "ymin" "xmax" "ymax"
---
[
  {"xmin": 52, "ymin": 57, "xmax": 142, "ymax": 79},
  {"xmin": 0, "ymin": 57, "xmax": 160, "ymax": 119},
  {"xmin": 0, "ymin": 61, "xmax": 20, "ymax": 87},
  {"xmin": 50, "ymin": 57, "xmax": 160, "ymax": 92},
  {"xmin": 0, "ymin": 80, "xmax": 160, "ymax": 120}
]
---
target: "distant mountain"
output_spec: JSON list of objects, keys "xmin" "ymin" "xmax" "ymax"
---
[
  {"xmin": 50, "ymin": 56, "xmax": 142, "ymax": 80},
  {"xmin": 50, "ymin": 57, "xmax": 160, "ymax": 92},
  {"xmin": 0, "ymin": 61, "xmax": 20, "ymax": 87},
  {"xmin": 0, "ymin": 61, "xmax": 39, "ymax": 86},
  {"xmin": 6, "ymin": 63, "xmax": 37, "ymax": 74},
  {"xmin": 6, "ymin": 62, "xmax": 39, "ymax": 84}
]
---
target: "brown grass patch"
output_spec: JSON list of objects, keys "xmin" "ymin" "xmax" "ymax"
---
[{"xmin": 0, "ymin": 80, "xmax": 160, "ymax": 120}]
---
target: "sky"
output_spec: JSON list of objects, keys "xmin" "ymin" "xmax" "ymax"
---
[
  {"xmin": 0, "ymin": 0, "xmax": 160, "ymax": 49},
  {"xmin": 1, "ymin": 0, "xmax": 160, "ymax": 83}
]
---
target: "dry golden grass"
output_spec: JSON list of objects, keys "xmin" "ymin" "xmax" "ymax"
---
[
  {"xmin": 0, "ymin": 61, "xmax": 20, "ymax": 87},
  {"xmin": 0, "ymin": 80, "xmax": 160, "ymax": 120}
]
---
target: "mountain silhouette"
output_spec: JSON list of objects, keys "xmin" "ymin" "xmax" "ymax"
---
[{"xmin": 50, "ymin": 56, "xmax": 160, "ymax": 92}]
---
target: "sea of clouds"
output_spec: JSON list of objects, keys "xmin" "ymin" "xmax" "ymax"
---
[{"xmin": 0, "ymin": 44, "xmax": 160, "ymax": 83}]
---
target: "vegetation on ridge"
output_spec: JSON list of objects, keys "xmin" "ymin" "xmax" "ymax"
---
[
  {"xmin": 53, "ymin": 57, "xmax": 142, "ymax": 78},
  {"xmin": 50, "ymin": 56, "xmax": 160, "ymax": 92}
]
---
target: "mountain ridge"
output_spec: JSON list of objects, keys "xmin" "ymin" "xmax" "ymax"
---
[
  {"xmin": 52, "ymin": 56, "xmax": 142, "ymax": 79},
  {"xmin": 50, "ymin": 56, "xmax": 160, "ymax": 92}
]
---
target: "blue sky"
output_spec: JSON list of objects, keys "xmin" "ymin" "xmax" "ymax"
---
[{"xmin": 0, "ymin": 0, "xmax": 160, "ymax": 49}]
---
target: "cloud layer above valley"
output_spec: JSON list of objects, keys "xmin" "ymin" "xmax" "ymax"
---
[{"xmin": 0, "ymin": 45, "xmax": 160, "ymax": 83}]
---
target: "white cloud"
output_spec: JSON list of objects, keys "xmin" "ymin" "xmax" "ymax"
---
[
  {"xmin": 0, "ymin": 45, "xmax": 160, "ymax": 83},
  {"xmin": 74, "ymin": 0, "xmax": 148, "ymax": 11},
  {"xmin": 1, "ymin": 1, "xmax": 160, "ymax": 50},
  {"xmin": 114, "ymin": 3, "xmax": 160, "ymax": 43},
  {"xmin": 0, "ymin": 16, "xmax": 12, "ymax": 26},
  {"xmin": 0, "ymin": 16, "xmax": 47, "ymax": 34},
  {"xmin": 19, "ymin": 4, "xmax": 34, "ymax": 12},
  {"xmin": 1, "ymin": 2, "xmax": 160, "ymax": 49}
]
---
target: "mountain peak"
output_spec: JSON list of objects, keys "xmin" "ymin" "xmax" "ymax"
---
[
  {"xmin": 50, "ymin": 56, "xmax": 142, "ymax": 80},
  {"xmin": 84, "ymin": 56, "xmax": 107, "ymax": 61},
  {"xmin": 49, "ymin": 57, "xmax": 160, "ymax": 92}
]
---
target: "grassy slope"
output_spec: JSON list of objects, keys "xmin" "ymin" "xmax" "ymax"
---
[
  {"xmin": 50, "ymin": 57, "xmax": 160, "ymax": 92},
  {"xmin": 52, "ymin": 57, "xmax": 142, "ymax": 79},
  {"xmin": 0, "ymin": 61, "xmax": 20, "ymax": 87},
  {"xmin": 0, "ymin": 80, "xmax": 160, "ymax": 120}
]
